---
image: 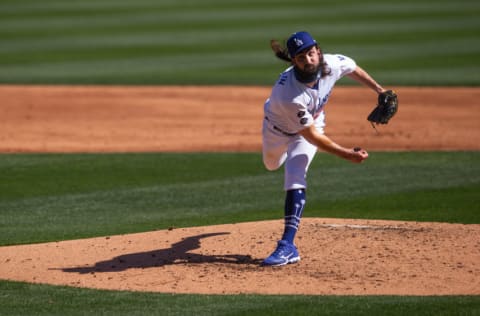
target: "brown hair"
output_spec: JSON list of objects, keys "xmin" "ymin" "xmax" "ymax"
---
[
  {"xmin": 271, "ymin": 40, "xmax": 332, "ymax": 78},
  {"xmin": 317, "ymin": 47, "xmax": 332, "ymax": 78}
]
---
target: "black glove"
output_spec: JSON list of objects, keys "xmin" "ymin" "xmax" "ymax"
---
[{"xmin": 367, "ymin": 90, "xmax": 398, "ymax": 124}]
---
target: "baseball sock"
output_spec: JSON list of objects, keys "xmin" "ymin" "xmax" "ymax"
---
[{"xmin": 281, "ymin": 189, "xmax": 306, "ymax": 244}]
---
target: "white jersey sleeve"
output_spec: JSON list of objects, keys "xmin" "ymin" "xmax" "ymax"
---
[{"xmin": 325, "ymin": 54, "xmax": 357, "ymax": 79}]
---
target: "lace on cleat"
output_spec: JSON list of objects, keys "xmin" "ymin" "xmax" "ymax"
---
[{"xmin": 262, "ymin": 240, "xmax": 300, "ymax": 266}]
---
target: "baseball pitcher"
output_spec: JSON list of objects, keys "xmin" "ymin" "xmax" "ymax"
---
[{"xmin": 262, "ymin": 31, "xmax": 398, "ymax": 266}]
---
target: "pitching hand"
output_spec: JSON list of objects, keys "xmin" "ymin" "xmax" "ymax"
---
[{"xmin": 348, "ymin": 147, "xmax": 369, "ymax": 163}]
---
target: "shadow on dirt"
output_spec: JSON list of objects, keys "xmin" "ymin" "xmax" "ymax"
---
[{"xmin": 60, "ymin": 232, "xmax": 261, "ymax": 274}]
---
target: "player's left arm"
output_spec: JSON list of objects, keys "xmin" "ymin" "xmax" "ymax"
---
[
  {"xmin": 346, "ymin": 66, "xmax": 385, "ymax": 94},
  {"xmin": 347, "ymin": 65, "xmax": 398, "ymax": 126}
]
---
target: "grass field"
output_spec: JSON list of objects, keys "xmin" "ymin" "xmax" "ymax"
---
[
  {"xmin": 1, "ymin": 152, "xmax": 479, "ymax": 246},
  {"xmin": 1, "ymin": 0, "xmax": 480, "ymax": 314},
  {"xmin": 1, "ymin": 281, "xmax": 479, "ymax": 316},
  {"xmin": 0, "ymin": 0, "xmax": 479, "ymax": 85}
]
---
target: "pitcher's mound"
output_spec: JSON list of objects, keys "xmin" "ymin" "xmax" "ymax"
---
[{"xmin": 1, "ymin": 218, "xmax": 479, "ymax": 295}]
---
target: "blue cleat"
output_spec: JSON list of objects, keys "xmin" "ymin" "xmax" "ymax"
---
[{"xmin": 262, "ymin": 240, "xmax": 300, "ymax": 266}]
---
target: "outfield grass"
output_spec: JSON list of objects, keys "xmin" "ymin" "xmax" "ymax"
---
[{"xmin": 0, "ymin": 0, "xmax": 479, "ymax": 85}]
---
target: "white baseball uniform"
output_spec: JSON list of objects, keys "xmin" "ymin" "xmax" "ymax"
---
[{"xmin": 262, "ymin": 54, "xmax": 357, "ymax": 190}]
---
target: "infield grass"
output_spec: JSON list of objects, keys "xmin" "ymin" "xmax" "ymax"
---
[
  {"xmin": 1, "ymin": 280, "xmax": 480, "ymax": 316},
  {"xmin": 1, "ymin": 152, "xmax": 479, "ymax": 246}
]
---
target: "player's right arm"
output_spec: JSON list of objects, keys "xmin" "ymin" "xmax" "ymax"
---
[{"xmin": 299, "ymin": 124, "xmax": 368, "ymax": 163}]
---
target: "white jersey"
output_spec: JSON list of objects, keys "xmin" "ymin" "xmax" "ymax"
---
[{"xmin": 264, "ymin": 54, "xmax": 356, "ymax": 135}]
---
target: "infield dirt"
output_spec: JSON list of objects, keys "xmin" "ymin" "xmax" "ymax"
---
[
  {"xmin": 0, "ymin": 85, "xmax": 479, "ymax": 295},
  {"xmin": 1, "ymin": 86, "xmax": 479, "ymax": 152}
]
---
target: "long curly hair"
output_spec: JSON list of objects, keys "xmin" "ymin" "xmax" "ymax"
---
[
  {"xmin": 270, "ymin": 40, "xmax": 331, "ymax": 78},
  {"xmin": 317, "ymin": 47, "xmax": 332, "ymax": 78}
]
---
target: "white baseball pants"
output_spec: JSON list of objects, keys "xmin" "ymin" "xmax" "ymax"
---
[{"xmin": 262, "ymin": 117, "xmax": 324, "ymax": 191}]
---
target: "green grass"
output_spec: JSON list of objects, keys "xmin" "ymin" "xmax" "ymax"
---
[
  {"xmin": 0, "ymin": 151, "xmax": 479, "ymax": 315},
  {"xmin": 0, "ymin": 0, "xmax": 479, "ymax": 85},
  {"xmin": 1, "ymin": 0, "xmax": 480, "ymax": 313},
  {"xmin": 1, "ymin": 152, "xmax": 479, "ymax": 246},
  {"xmin": 1, "ymin": 280, "xmax": 479, "ymax": 316}
]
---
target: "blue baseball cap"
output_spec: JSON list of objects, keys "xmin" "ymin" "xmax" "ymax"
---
[{"xmin": 286, "ymin": 31, "xmax": 317, "ymax": 58}]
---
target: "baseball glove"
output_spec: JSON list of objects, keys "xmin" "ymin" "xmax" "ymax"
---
[{"xmin": 367, "ymin": 90, "xmax": 398, "ymax": 125}]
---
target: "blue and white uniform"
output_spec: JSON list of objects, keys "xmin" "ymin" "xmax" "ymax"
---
[{"xmin": 262, "ymin": 54, "xmax": 357, "ymax": 190}]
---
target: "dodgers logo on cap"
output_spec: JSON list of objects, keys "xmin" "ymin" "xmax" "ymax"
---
[
  {"xmin": 286, "ymin": 31, "xmax": 317, "ymax": 58},
  {"xmin": 293, "ymin": 38, "xmax": 303, "ymax": 47}
]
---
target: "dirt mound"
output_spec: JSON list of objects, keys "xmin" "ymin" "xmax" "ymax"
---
[{"xmin": 1, "ymin": 218, "xmax": 479, "ymax": 295}]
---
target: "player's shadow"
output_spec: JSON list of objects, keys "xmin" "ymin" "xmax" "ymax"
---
[{"xmin": 60, "ymin": 232, "xmax": 261, "ymax": 274}]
